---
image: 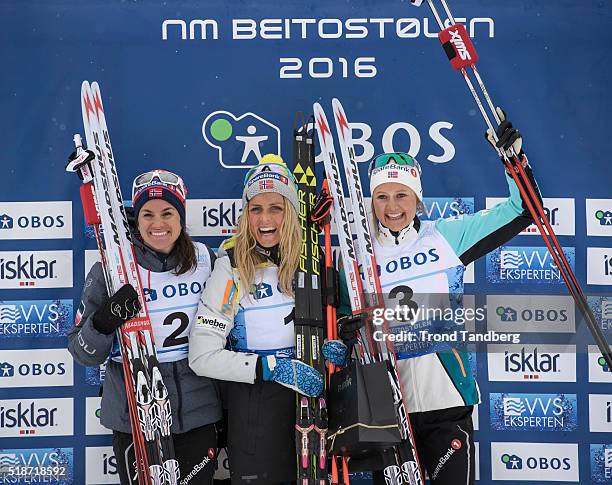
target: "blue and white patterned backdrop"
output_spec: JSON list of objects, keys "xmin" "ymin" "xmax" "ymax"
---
[{"xmin": 1, "ymin": 1, "xmax": 611, "ymax": 483}]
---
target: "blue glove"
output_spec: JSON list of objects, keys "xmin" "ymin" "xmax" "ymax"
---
[
  {"xmin": 260, "ymin": 356, "xmax": 324, "ymax": 397},
  {"xmin": 322, "ymin": 340, "xmax": 348, "ymax": 367}
]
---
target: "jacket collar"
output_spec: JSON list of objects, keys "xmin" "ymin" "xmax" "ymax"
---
[{"xmin": 376, "ymin": 216, "xmax": 421, "ymax": 247}]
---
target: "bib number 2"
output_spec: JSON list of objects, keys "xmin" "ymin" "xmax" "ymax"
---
[{"xmin": 162, "ymin": 311, "xmax": 189, "ymax": 348}]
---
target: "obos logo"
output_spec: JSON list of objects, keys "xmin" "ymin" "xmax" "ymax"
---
[
  {"xmin": 0, "ymin": 251, "xmax": 73, "ymax": 289},
  {"xmin": 252, "ymin": 282, "xmax": 273, "ymax": 300},
  {"xmin": 0, "ymin": 447, "xmax": 73, "ymax": 482},
  {"xmin": 588, "ymin": 345, "xmax": 612, "ymax": 383},
  {"xmin": 486, "ymin": 197, "xmax": 575, "ymax": 235},
  {"xmin": 488, "ymin": 344, "xmax": 576, "ymax": 382},
  {"xmin": 0, "ymin": 299, "xmax": 72, "ymax": 339},
  {"xmin": 380, "ymin": 248, "xmax": 440, "ymax": 275},
  {"xmin": 0, "ymin": 349, "xmax": 73, "ymax": 388},
  {"xmin": 203, "ymin": 111, "xmax": 281, "ymax": 168},
  {"xmin": 586, "ymin": 199, "xmax": 612, "ymax": 236},
  {"xmin": 587, "ymin": 248, "xmax": 612, "ymax": 285},
  {"xmin": 491, "ymin": 442, "xmax": 579, "ymax": 481},
  {"xmin": 590, "ymin": 444, "xmax": 612, "ymax": 483},
  {"xmin": 0, "ymin": 398, "xmax": 73, "ymax": 437},
  {"xmin": 187, "ymin": 199, "xmax": 242, "ymax": 236},
  {"xmin": 490, "ymin": 393, "xmax": 577, "ymax": 432},
  {"xmin": 486, "ymin": 295, "xmax": 575, "ymax": 333},
  {"xmin": 419, "ymin": 197, "xmax": 474, "ymax": 221},
  {"xmin": 85, "ymin": 446, "xmax": 119, "ymax": 484},
  {"xmin": 486, "ymin": 246, "xmax": 575, "ymax": 285},
  {"xmin": 0, "ymin": 201, "xmax": 72, "ymax": 240},
  {"xmin": 588, "ymin": 394, "xmax": 612, "ymax": 433}
]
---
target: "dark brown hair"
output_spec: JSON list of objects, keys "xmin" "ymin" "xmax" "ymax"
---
[{"xmin": 172, "ymin": 229, "xmax": 197, "ymax": 276}]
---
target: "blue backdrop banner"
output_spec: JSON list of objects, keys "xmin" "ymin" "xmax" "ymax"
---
[{"xmin": 1, "ymin": 1, "xmax": 612, "ymax": 483}]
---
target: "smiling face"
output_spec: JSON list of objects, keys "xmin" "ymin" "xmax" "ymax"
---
[
  {"xmin": 137, "ymin": 199, "xmax": 182, "ymax": 254},
  {"xmin": 372, "ymin": 182, "xmax": 418, "ymax": 232},
  {"xmin": 247, "ymin": 192, "xmax": 285, "ymax": 248}
]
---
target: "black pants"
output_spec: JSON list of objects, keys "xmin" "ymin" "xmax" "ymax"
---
[
  {"xmin": 112, "ymin": 423, "xmax": 217, "ymax": 485},
  {"xmin": 226, "ymin": 380, "xmax": 296, "ymax": 484},
  {"xmin": 372, "ymin": 406, "xmax": 475, "ymax": 485}
]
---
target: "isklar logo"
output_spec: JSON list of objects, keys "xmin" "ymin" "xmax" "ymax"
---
[
  {"xmin": 0, "ymin": 214, "xmax": 13, "ymax": 230},
  {"xmin": 595, "ymin": 210, "xmax": 612, "ymax": 226},
  {"xmin": 604, "ymin": 255, "xmax": 612, "ymax": 277},
  {"xmin": 501, "ymin": 453, "xmax": 522, "ymax": 470},
  {"xmin": 500, "ymin": 250, "xmax": 522, "ymax": 269},
  {"xmin": 202, "ymin": 111, "xmax": 281, "ymax": 168}
]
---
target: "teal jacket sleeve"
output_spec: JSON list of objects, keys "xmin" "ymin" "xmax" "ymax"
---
[{"xmin": 435, "ymin": 164, "xmax": 541, "ymax": 265}]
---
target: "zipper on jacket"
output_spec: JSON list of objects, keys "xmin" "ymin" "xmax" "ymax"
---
[
  {"xmin": 451, "ymin": 348, "xmax": 468, "ymax": 378},
  {"xmin": 174, "ymin": 362, "xmax": 183, "ymax": 430}
]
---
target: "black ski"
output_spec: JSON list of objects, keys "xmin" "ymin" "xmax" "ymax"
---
[{"xmin": 293, "ymin": 114, "xmax": 328, "ymax": 485}]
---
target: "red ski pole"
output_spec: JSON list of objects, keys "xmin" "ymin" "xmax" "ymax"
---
[{"xmin": 411, "ymin": 0, "xmax": 612, "ymax": 368}]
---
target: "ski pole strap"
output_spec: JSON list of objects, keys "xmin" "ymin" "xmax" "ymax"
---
[
  {"xmin": 311, "ymin": 185, "xmax": 333, "ymax": 225},
  {"xmin": 439, "ymin": 23, "xmax": 478, "ymax": 70}
]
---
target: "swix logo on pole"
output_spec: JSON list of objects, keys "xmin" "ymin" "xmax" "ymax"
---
[
  {"xmin": 438, "ymin": 24, "xmax": 478, "ymax": 70},
  {"xmin": 449, "ymin": 29, "xmax": 471, "ymax": 60}
]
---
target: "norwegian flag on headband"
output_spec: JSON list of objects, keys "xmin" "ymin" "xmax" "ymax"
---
[
  {"xmin": 149, "ymin": 187, "xmax": 163, "ymax": 198},
  {"xmin": 388, "ymin": 171, "xmax": 398, "ymax": 178},
  {"xmin": 260, "ymin": 180, "xmax": 274, "ymax": 190}
]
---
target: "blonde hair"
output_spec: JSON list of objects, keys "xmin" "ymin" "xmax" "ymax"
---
[{"xmin": 234, "ymin": 197, "xmax": 301, "ymax": 297}]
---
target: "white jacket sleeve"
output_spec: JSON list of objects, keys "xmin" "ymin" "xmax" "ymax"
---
[{"xmin": 188, "ymin": 254, "xmax": 259, "ymax": 383}]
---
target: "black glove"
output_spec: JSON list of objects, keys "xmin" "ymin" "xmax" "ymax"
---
[
  {"xmin": 485, "ymin": 107, "xmax": 523, "ymax": 157},
  {"xmin": 92, "ymin": 284, "xmax": 141, "ymax": 335},
  {"xmin": 337, "ymin": 314, "xmax": 367, "ymax": 348}
]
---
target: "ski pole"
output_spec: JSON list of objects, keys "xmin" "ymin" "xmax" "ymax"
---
[
  {"xmin": 411, "ymin": 0, "xmax": 612, "ymax": 368},
  {"xmin": 312, "ymin": 179, "xmax": 352, "ymax": 485}
]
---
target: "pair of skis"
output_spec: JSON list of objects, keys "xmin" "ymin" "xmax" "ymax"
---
[
  {"xmin": 313, "ymin": 99, "xmax": 424, "ymax": 485},
  {"xmin": 66, "ymin": 81, "xmax": 179, "ymax": 485},
  {"xmin": 411, "ymin": 0, "xmax": 612, "ymax": 369},
  {"xmin": 293, "ymin": 115, "xmax": 328, "ymax": 485}
]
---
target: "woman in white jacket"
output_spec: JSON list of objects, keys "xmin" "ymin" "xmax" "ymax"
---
[{"xmin": 189, "ymin": 155, "xmax": 326, "ymax": 484}]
